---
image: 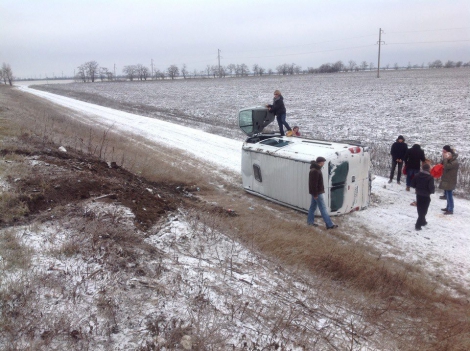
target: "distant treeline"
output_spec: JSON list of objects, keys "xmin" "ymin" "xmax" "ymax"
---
[
  {"xmin": 72, "ymin": 58, "xmax": 470, "ymax": 82},
  {"xmin": 10, "ymin": 59, "xmax": 470, "ymax": 82}
]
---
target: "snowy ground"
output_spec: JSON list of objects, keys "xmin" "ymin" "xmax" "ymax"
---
[
  {"xmin": 26, "ymin": 69, "xmax": 470, "ymax": 158},
  {"xmin": 17, "ymin": 85, "xmax": 470, "ymax": 294}
]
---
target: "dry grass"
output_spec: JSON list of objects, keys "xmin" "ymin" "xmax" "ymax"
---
[
  {"xmin": 1, "ymin": 85, "xmax": 469, "ymax": 350},
  {"xmin": 0, "ymin": 229, "xmax": 33, "ymax": 270}
]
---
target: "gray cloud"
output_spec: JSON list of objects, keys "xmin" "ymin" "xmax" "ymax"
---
[{"xmin": 1, "ymin": 0, "xmax": 469, "ymax": 78}]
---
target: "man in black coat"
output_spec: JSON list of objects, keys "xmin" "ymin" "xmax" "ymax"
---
[
  {"xmin": 389, "ymin": 135, "xmax": 408, "ymax": 184},
  {"xmin": 404, "ymin": 144, "xmax": 426, "ymax": 191},
  {"xmin": 411, "ymin": 163, "xmax": 435, "ymax": 230}
]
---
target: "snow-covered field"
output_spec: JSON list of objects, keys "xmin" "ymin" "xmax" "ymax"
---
[
  {"xmin": 28, "ymin": 69, "xmax": 470, "ymax": 159},
  {"xmin": 17, "ymin": 84, "xmax": 470, "ymax": 294}
]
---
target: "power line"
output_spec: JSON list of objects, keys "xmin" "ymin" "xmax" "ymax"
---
[
  {"xmin": 223, "ymin": 34, "xmax": 377, "ymax": 55},
  {"xmin": 386, "ymin": 27, "xmax": 470, "ymax": 34},
  {"xmin": 387, "ymin": 39, "xmax": 470, "ymax": 45},
  {"xmin": 224, "ymin": 44, "xmax": 376, "ymax": 61}
]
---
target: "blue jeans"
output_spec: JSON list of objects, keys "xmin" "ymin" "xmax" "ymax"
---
[
  {"xmin": 444, "ymin": 190, "xmax": 454, "ymax": 212},
  {"xmin": 406, "ymin": 168, "xmax": 420, "ymax": 187},
  {"xmin": 276, "ymin": 113, "xmax": 291, "ymax": 136},
  {"xmin": 307, "ymin": 193, "xmax": 334, "ymax": 228}
]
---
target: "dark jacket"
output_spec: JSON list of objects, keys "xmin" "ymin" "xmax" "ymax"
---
[
  {"xmin": 404, "ymin": 144, "xmax": 425, "ymax": 170},
  {"xmin": 411, "ymin": 171, "xmax": 435, "ymax": 197},
  {"xmin": 390, "ymin": 136, "xmax": 408, "ymax": 161},
  {"xmin": 439, "ymin": 153, "xmax": 459, "ymax": 190},
  {"xmin": 267, "ymin": 95, "xmax": 286, "ymax": 117},
  {"xmin": 309, "ymin": 162, "xmax": 325, "ymax": 197}
]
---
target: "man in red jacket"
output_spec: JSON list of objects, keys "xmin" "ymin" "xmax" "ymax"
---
[{"xmin": 307, "ymin": 157, "xmax": 338, "ymax": 229}]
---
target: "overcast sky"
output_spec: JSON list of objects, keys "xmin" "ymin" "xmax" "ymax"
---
[{"xmin": 1, "ymin": 0, "xmax": 469, "ymax": 78}]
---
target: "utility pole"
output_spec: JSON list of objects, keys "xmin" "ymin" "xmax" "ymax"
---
[
  {"xmin": 377, "ymin": 28, "xmax": 384, "ymax": 78},
  {"xmin": 218, "ymin": 49, "xmax": 221, "ymax": 78}
]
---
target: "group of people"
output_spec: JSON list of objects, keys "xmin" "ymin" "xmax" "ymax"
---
[
  {"xmin": 389, "ymin": 135, "xmax": 459, "ymax": 230},
  {"xmin": 266, "ymin": 91, "xmax": 460, "ymax": 231}
]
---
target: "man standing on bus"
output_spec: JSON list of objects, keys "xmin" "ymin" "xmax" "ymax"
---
[
  {"xmin": 266, "ymin": 90, "xmax": 291, "ymax": 136},
  {"xmin": 308, "ymin": 157, "xmax": 338, "ymax": 229}
]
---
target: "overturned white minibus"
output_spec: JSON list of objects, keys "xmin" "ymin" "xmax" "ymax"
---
[{"xmin": 239, "ymin": 106, "xmax": 372, "ymax": 216}]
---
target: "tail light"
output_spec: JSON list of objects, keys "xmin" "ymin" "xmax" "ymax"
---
[{"xmin": 348, "ymin": 146, "xmax": 361, "ymax": 154}]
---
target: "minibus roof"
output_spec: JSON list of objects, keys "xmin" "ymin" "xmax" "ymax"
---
[{"xmin": 243, "ymin": 136, "xmax": 363, "ymax": 163}]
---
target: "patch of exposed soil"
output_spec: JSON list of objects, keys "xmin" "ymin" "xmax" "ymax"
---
[{"xmin": 1, "ymin": 140, "xmax": 198, "ymax": 230}]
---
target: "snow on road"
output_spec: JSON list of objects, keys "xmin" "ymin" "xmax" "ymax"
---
[
  {"xmin": 18, "ymin": 85, "xmax": 470, "ymax": 292},
  {"xmin": 18, "ymin": 85, "xmax": 242, "ymax": 173}
]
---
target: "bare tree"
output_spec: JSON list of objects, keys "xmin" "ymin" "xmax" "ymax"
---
[
  {"xmin": 431, "ymin": 60, "xmax": 443, "ymax": 68},
  {"xmin": 348, "ymin": 60, "xmax": 357, "ymax": 72},
  {"xmin": 292, "ymin": 63, "xmax": 302, "ymax": 74},
  {"xmin": 76, "ymin": 64, "xmax": 87, "ymax": 82},
  {"xmin": 141, "ymin": 66, "xmax": 150, "ymax": 80},
  {"xmin": 369, "ymin": 62, "xmax": 374, "ymax": 70},
  {"xmin": 219, "ymin": 66, "xmax": 226, "ymax": 77},
  {"xmin": 205, "ymin": 65, "xmax": 211, "ymax": 77},
  {"xmin": 154, "ymin": 69, "xmax": 165, "ymax": 79},
  {"xmin": 135, "ymin": 64, "xmax": 150, "ymax": 80},
  {"xmin": 307, "ymin": 67, "xmax": 316, "ymax": 74},
  {"xmin": 181, "ymin": 64, "xmax": 188, "ymax": 79},
  {"xmin": 167, "ymin": 64, "xmax": 179, "ymax": 79},
  {"xmin": 83, "ymin": 61, "xmax": 99, "ymax": 82},
  {"xmin": 252, "ymin": 64, "xmax": 260, "ymax": 76},
  {"xmin": 1, "ymin": 63, "xmax": 13, "ymax": 85},
  {"xmin": 99, "ymin": 67, "xmax": 109, "ymax": 82},
  {"xmin": 360, "ymin": 61, "xmax": 368, "ymax": 71},
  {"xmin": 122, "ymin": 65, "xmax": 137, "ymax": 81},
  {"xmin": 444, "ymin": 60, "xmax": 455, "ymax": 68},
  {"xmin": 333, "ymin": 61, "xmax": 344, "ymax": 72},
  {"xmin": 276, "ymin": 63, "xmax": 289, "ymax": 75},
  {"xmin": 226, "ymin": 64, "xmax": 236, "ymax": 76},
  {"xmin": 239, "ymin": 63, "xmax": 249, "ymax": 76},
  {"xmin": 394, "ymin": 63, "xmax": 399, "ymax": 70},
  {"xmin": 210, "ymin": 65, "xmax": 219, "ymax": 78}
]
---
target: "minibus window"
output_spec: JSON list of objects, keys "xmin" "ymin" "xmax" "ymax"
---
[
  {"xmin": 330, "ymin": 161, "xmax": 349, "ymax": 186},
  {"xmin": 329, "ymin": 161, "xmax": 349, "ymax": 211},
  {"xmin": 253, "ymin": 164, "xmax": 262, "ymax": 182},
  {"xmin": 260, "ymin": 139, "xmax": 291, "ymax": 148}
]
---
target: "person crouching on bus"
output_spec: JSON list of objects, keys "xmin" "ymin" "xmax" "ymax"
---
[
  {"xmin": 286, "ymin": 126, "xmax": 301, "ymax": 137},
  {"xmin": 307, "ymin": 157, "xmax": 338, "ymax": 230}
]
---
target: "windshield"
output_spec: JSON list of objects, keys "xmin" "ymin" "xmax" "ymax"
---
[
  {"xmin": 238, "ymin": 107, "xmax": 276, "ymax": 136},
  {"xmin": 239, "ymin": 110, "xmax": 253, "ymax": 135}
]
